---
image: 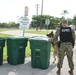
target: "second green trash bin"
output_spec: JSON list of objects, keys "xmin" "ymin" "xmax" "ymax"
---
[
  {"xmin": 0, "ymin": 38, "xmax": 5, "ymax": 65},
  {"xmin": 7, "ymin": 36, "xmax": 28, "ymax": 65},
  {"xmin": 29, "ymin": 36, "xmax": 51, "ymax": 69}
]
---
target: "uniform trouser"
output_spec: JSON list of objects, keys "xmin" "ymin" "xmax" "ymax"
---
[{"xmin": 57, "ymin": 42, "xmax": 74, "ymax": 69}]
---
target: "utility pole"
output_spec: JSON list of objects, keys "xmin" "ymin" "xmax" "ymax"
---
[
  {"xmin": 35, "ymin": 4, "xmax": 40, "ymax": 31},
  {"xmin": 41, "ymin": 0, "xmax": 43, "ymax": 15},
  {"xmin": 40, "ymin": 0, "xmax": 44, "ymax": 29},
  {"xmin": 35, "ymin": 4, "xmax": 39, "ymax": 16}
]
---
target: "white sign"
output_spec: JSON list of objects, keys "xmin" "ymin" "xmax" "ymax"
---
[
  {"xmin": 19, "ymin": 16, "xmax": 30, "ymax": 29},
  {"xmin": 45, "ymin": 19, "xmax": 50, "ymax": 25}
]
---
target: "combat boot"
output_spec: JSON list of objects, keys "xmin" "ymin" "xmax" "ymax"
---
[
  {"xmin": 57, "ymin": 68, "xmax": 61, "ymax": 74},
  {"xmin": 68, "ymin": 69, "xmax": 73, "ymax": 75}
]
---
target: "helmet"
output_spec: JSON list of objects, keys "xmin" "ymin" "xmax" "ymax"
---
[{"xmin": 60, "ymin": 20, "xmax": 67, "ymax": 24}]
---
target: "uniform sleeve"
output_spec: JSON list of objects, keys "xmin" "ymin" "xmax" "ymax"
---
[{"xmin": 71, "ymin": 29, "xmax": 75, "ymax": 41}]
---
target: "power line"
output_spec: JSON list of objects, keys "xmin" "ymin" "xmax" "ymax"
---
[
  {"xmin": 35, "ymin": 4, "xmax": 40, "ymax": 31},
  {"xmin": 35, "ymin": 4, "xmax": 40, "ymax": 16}
]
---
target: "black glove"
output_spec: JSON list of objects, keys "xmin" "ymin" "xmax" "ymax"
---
[
  {"xmin": 58, "ymin": 41, "xmax": 61, "ymax": 48},
  {"xmin": 71, "ymin": 40, "xmax": 75, "ymax": 48}
]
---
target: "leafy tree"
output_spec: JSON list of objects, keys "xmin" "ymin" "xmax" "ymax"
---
[
  {"xmin": 0, "ymin": 22, "xmax": 19, "ymax": 28},
  {"xmin": 0, "ymin": 23, "xmax": 7, "ymax": 28},
  {"xmin": 72, "ymin": 16, "xmax": 76, "ymax": 25},
  {"xmin": 32, "ymin": 15, "xmax": 51, "ymax": 30},
  {"xmin": 61, "ymin": 10, "xmax": 69, "ymax": 19},
  {"xmin": 8, "ymin": 22, "xmax": 19, "ymax": 28},
  {"xmin": 31, "ymin": 15, "xmax": 60, "ymax": 29},
  {"xmin": 67, "ymin": 18, "xmax": 72, "ymax": 25}
]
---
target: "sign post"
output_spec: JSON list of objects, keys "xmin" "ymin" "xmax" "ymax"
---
[{"xmin": 45, "ymin": 18, "xmax": 50, "ymax": 34}]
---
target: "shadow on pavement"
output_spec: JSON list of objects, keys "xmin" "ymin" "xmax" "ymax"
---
[{"xmin": 0, "ymin": 61, "xmax": 57, "ymax": 75}]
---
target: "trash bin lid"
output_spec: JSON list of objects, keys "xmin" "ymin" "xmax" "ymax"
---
[
  {"xmin": 29, "ymin": 36, "xmax": 51, "ymax": 41},
  {"xmin": 0, "ymin": 37, "xmax": 6, "ymax": 40},
  {"xmin": 7, "ymin": 36, "xmax": 28, "ymax": 40}
]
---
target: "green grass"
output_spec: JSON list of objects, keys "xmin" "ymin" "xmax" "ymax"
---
[
  {"xmin": 3, "ymin": 46, "xmax": 7, "ymax": 60},
  {"xmin": 26, "ymin": 41, "xmax": 31, "ymax": 56},
  {"xmin": 0, "ymin": 28, "xmax": 19, "ymax": 32},
  {"xmin": 0, "ymin": 28, "xmax": 9, "ymax": 32},
  {"xmin": 0, "ymin": 33, "xmax": 12, "ymax": 37},
  {"xmin": 26, "ymin": 29, "xmax": 51, "ymax": 34}
]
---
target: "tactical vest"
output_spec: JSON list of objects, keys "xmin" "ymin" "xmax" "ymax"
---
[{"xmin": 60, "ymin": 27, "xmax": 72, "ymax": 42}]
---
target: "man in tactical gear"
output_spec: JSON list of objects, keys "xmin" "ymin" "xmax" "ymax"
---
[{"xmin": 53, "ymin": 20, "xmax": 75, "ymax": 74}]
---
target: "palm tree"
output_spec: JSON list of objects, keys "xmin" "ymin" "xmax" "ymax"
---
[
  {"xmin": 61, "ymin": 10, "xmax": 69, "ymax": 19},
  {"xmin": 73, "ymin": 16, "xmax": 76, "ymax": 26}
]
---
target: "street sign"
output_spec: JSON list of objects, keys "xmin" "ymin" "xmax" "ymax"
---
[
  {"xmin": 45, "ymin": 18, "xmax": 50, "ymax": 34},
  {"xmin": 18, "ymin": 6, "xmax": 29, "ymax": 37},
  {"xmin": 19, "ymin": 16, "xmax": 30, "ymax": 29},
  {"xmin": 45, "ymin": 18, "xmax": 50, "ymax": 25}
]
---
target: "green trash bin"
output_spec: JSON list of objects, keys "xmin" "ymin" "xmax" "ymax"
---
[
  {"xmin": 7, "ymin": 36, "xmax": 28, "ymax": 65},
  {"xmin": 29, "ymin": 36, "xmax": 51, "ymax": 69},
  {"xmin": 0, "ymin": 38, "xmax": 5, "ymax": 65}
]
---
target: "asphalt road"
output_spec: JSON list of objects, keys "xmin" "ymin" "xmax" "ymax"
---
[{"xmin": 0, "ymin": 30, "xmax": 45, "ymax": 37}]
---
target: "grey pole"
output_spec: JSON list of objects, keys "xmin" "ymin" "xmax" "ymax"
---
[
  {"xmin": 41, "ymin": 0, "xmax": 43, "ymax": 15},
  {"xmin": 47, "ymin": 25, "xmax": 48, "ymax": 34},
  {"xmin": 35, "ymin": 4, "xmax": 40, "ymax": 31},
  {"xmin": 23, "ymin": 29, "xmax": 25, "ymax": 37},
  {"xmin": 40, "ymin": 0, "xmax": 44, "ymax": 29}
]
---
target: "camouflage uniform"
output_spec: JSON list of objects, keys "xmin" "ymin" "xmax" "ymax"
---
[{"xmin": 53, "ymin": 27, "xmax": 75, "ymax": 69}]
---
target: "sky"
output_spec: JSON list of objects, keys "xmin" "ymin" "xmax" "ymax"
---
[{"xmin": 0, "ymin": 0, "xmax": 76, "ymax": 23}]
